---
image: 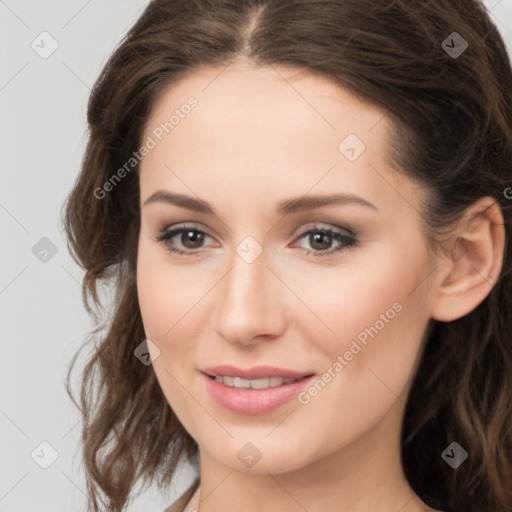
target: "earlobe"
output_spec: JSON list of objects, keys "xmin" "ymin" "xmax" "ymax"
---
[{"xmin": 430, "ymin": 196, "xmax": 505, "ymax": 323}]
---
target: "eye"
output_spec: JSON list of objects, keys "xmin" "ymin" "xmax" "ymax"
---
[
  {"xmin": 291, "ymin": 224, "xmax": 358, "ymax": 258},
  {"xmin": 155, "ymin": 223, "xmax": 215, "ymax": 257},
  {"xmin": 155, "ymin": 222, "xmax": 358, "ymax": 258}
]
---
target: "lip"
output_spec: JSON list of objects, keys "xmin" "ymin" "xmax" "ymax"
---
[
  {"xmin": 201, "ymin": 364, "xmax": 314, "ymax": 380},
  {"xmin": 201, "ymin": 365, "xmax": 315, "ymax": 415}
]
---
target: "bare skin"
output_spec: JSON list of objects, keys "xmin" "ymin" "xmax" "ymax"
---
[{"xmin": 136, "ymin": 59, "xmax": 505, "ymax": 512}]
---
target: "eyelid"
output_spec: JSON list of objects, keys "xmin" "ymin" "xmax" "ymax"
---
[
  {"xmin": 159, "ymin": 222, "xmax": 216, "ymax": 240},
  {"xmin": 293, "ymin": 221, "xmax": 356, "ymax": 239}
]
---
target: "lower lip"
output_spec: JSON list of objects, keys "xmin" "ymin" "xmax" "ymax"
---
[{"xmin": 202, "ymin": 373, "xmax": 315, "ymax": 415}]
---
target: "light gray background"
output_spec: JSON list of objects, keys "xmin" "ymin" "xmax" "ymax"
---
[{"xmin": 1, "ymin": 1, "xmax": 511, "ymax": 511}]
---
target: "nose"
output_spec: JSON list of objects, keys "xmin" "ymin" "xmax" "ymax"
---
[{"xmin": 211, "ymin": 245, "xmax": 287, "ymax": 348}]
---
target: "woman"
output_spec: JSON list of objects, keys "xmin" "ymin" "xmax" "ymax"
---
[{"xmin": 62, "ymin": 1, "xmax": 512, "ymax": 511}]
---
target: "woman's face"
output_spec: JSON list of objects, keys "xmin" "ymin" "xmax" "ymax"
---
[{"xmin": 137, "ymin": 62, "xmax": 440, "ymax": 473}]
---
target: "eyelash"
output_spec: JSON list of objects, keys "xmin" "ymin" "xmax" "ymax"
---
[{"xmin": 155, "ymin": 223, "xmax": 358, "ymax": 259}]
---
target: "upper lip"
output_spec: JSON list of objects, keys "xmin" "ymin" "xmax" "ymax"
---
[{"xmin": 201, "ymin": 365, "xmax": 314, "ymax": 380}]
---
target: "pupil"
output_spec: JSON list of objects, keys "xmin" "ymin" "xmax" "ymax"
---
[
  {"xmin": 183, "ymin": 230, "xmax": 204, "ymax": 249},
  {"xmin": 311, "ymin": 232, "xmax": 331, "ymax": 250}
]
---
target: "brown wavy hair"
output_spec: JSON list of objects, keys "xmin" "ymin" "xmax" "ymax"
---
[{"xmin": 61, "ymin": 1, "xmax": 512, "ymax": 510}]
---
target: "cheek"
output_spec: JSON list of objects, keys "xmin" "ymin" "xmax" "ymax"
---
[
  {"xmin": 288, "ymin": 248, "xmax": 430, "ymax": 453},
  {"xmin": 302, "ymin": 237, "xmax": 431, "ymax": 381},
  {"xmin": 137, "ymin": 239, "xmax": 202, "ymax": 337},
  {"xmin": 136, "ymin": 242, "xmax": 205, "ymax": 426},
  {"xmin": 313, "ymin": 255, "xmax": 417, "ymax": 316}
]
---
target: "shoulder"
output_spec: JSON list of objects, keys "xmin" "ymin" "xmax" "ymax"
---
[{"xmin": 161, "ymin": 478, "xmax": 200, "ymax": 512}]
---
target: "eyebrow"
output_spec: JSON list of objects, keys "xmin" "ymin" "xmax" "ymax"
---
[{"xmin": 142, "ymin": 190, "xmax": 378, "ymax": 215}]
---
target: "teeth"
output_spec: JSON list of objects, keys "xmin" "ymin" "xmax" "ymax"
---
[{"xmin": 213, "ymin": 375, "xmax": 300, "ymax": 389}]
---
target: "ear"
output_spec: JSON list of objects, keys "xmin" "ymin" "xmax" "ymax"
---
[{"xmin": 430, "ymin": 196, "xmax": 505, "ymax": 322}]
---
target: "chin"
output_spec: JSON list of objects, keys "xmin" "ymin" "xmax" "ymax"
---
[{"xmin": 201, "ymin": 433, "xmax": 320, "ymax": 475}]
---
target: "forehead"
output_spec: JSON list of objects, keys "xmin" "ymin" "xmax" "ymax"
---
[
  {"xmin": 138, "ymin": 62, "xmax": 420, "ymax": 220},
  {"xmin": 143, "ymin": 61, "xmax": 388, "ymax": 142}
]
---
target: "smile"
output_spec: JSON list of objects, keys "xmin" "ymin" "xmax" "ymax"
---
[
  {"xmin": 201, "ymin": 366, "xmax": 316, "ymax": 415},
  {"xmin": 209, "ymin": 375, "xmax": 302, "ymax": 389}
]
